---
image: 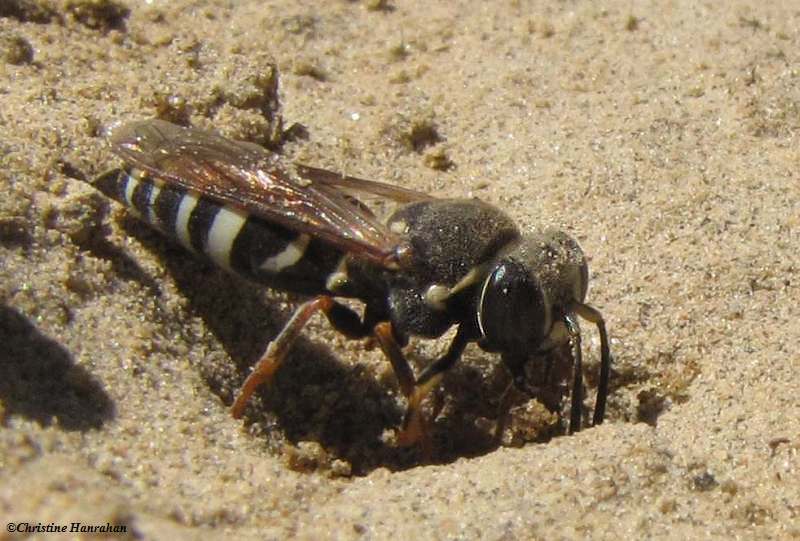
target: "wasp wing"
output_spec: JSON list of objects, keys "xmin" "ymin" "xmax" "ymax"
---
[
  {"xmin": 110, "ymin": 119, "xmax": 418, "ymax": 268},
  {"xmin": 293, "ymin": 164, "xmax": 433, "ymax": 204}
]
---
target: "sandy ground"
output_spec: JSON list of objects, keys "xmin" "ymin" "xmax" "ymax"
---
[{"xmin": 2, "ymin": 0, "xmax": 799, "ymax": 539}]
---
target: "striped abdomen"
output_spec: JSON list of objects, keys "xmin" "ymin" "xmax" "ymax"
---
[{"xmin": 93, "ymin": 168, "xmax": 346, "ymax": 295}]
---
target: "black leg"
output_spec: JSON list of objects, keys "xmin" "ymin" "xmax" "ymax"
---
[
  {"xmin": 572, "ymin": 303, "xmax": 612, "ymax": 426},
  {"xmin": 415, "ymin": 326, "xmax": 471, "ymax": 387},
  {"xmin": 402, "ymin": 326, "xmax": 471, "ymax": 449},
  {"xmin": 564, "ymin": 314, "xmax": 583, "ymax": 434},
  {"xmin": 325, "ymin": 300, "xmax": 372, "ymax": 339}
]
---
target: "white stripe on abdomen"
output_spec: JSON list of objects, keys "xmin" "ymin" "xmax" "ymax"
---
[
  {"xmin": 206, "ymin": 205, "xmax": 248, "ymax": 271},
  {"xmin": 175, "ymin": 191, "xmax": 200, "ymax": 251},
  {"xmin": 259, "ymin": 234, "xmax": 310, "ymax": 273}
]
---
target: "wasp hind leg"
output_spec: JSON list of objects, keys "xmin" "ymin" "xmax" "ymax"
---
[{"xmin": 230, "ymin": 295, "xmax": 371, "ymax": 419}]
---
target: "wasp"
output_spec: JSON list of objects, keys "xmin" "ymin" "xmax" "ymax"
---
[{"xmin": 92, "ymin": 119, "xmax": 612, "ymax": 449}]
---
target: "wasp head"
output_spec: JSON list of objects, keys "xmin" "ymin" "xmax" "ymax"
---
[{"xmin": 476, "ymin": 229, "xmax": 588, "ymax": 372}]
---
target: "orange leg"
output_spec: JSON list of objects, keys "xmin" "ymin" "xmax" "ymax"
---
[
  {"xmin": 373, "ymin": 323, "xmax": 471, "ymax": 454},
  {"xmin": 231, "ymin": 297, "xmax": 337, "ymax": 419},
  {"xmin": 492, "ymin": 381, "xmax": 517, "ymax": 445},
  {"xmin": 231, "ymin": 295, "xmax": 373, "ymax": 419},
  {"xmin": 372, "ymin": 322, "xmax": 429, "ymax": 450},
  {"xmin": 231, "ymin": 297, "xmax": 474, "ymax": 460}
]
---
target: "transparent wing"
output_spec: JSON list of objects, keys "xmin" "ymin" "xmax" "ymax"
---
[
  {"xmin": 293, "ymin": 164, "xmax": 432, "ymax": 204},
  {"xmin": 110, "ymin": 119, "xmax": 429, "ymax": 268}
]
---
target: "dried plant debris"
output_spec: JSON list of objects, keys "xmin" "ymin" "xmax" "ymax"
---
[
  {"xmin": 0, "ymin": 0, "xmax": 59, "ymax": 23},
  {"xmin": 0, "ymin": 33, "xmax": 34, "ymax": 65},
  {"xmin": 64, "ymin": 0, "xmax": 129, "ymax": 32},
  {"xmin": 382, "ymin": 112, "xmax": 444, "ymax": 153},
  {"xmin": 1, "ymin": 0, "xmax": 129, "ymax": 31}
]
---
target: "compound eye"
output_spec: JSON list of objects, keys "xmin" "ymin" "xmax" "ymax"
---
[{"xmin": 478, "ymin": 260, "xmax": 549, "ymax": 354}]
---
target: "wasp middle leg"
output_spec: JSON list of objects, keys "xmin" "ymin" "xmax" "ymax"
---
[{"xmin": 373, "ymin": 323, "xmax": 471, "ymax": 455}]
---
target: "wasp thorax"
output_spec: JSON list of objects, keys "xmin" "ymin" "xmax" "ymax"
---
[{"xmin": 477, "ymin": 229, "xmax": 588, "ymax": 355}]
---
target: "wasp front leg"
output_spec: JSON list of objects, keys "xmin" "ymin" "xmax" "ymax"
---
[{"xmin": 571, "ymin": 302, "xmax": 612, "ymax": 426}]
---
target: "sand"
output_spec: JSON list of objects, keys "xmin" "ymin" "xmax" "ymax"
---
[{"xmin": 1, "ymin": 0, "xmax": 799, "ymax": 539}]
